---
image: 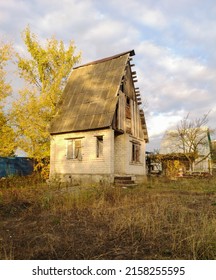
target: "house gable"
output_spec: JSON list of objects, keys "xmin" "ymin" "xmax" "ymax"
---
[
  {"xmin": 122, "ymin": 61, "xmax": 136, "ymax": 100},
  {"xmin": 49, "ymin": 50, "xmax": 148, "ymax": 142},
  {"xmin": 112, "ymin": 60, "xmax": 148, "ymax": 142},
  {"xmin": 50, "ymin": 51, "xmax": 131, "ymax": 134}
]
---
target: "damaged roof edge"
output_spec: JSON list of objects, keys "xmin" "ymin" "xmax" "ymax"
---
[{"xmin": 74, "ymin": 50, "xmax": 135, "ymax": 69}]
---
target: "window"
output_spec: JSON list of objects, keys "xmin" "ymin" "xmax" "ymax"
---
[
  {"xmin": 131, "ymin": 142, "xmax": 141, "ymax": 163},
  {"xmin": 96, "ymin": 136, "xmax": 103, "ymax": 158},
  {"xmin": 126, "ymin": 96, "xmax": 132, "ymax": 134},
  {"xmin": 120, "ymin": 83, "xmax": 124, "ymax": 92},
  {"xmin": 126, "ymin": 96, "xmax": 130, "ymax": 106},
  {"xmin": 126, "ymin": 97, "xmax": 131, "ymax": 118},
  {"xmin": 67, "ymin": 139, "xmax": 82, "ymax": 160}
]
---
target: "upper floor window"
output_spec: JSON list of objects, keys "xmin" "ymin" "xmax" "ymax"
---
[
  {"xmin": 126, "ymin": 96, "xmax": 132, "ymax": 134},
  {"xmin": 126, "ymin": 96, "xmax": 130, "ymax": 106}
]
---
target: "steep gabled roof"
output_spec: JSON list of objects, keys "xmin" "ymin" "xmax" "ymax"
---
[{"xmin": 49, "ymin": 51, "xmax": 134, "ymax": 134}]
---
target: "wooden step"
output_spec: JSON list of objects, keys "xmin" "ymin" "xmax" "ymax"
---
[
  {"xmin": 115, "ymin": 180, "xmax": 135, "ymax": 184},
  {"xmin": 115, "ymin": 183, "xmax": 138, "ymax": 188},
  {"xmin": 114, "ymin": 176, "xmax": 137, "ymax": 188},
  {"xmin": 114, "ymin": 176, "xmax": 132, "ymax": 181}
]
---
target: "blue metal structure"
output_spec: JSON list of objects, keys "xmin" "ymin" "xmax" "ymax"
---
[{"xmin": 0, "ymin": 157, "xmax": 34, "ymax": 177}]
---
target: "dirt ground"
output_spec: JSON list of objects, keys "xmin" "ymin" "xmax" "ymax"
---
[{"xmin": 1, "ymin": 176, "xmax": 216, "ymax": 260}]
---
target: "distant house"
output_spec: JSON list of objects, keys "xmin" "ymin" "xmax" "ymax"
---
[
  {"xmin": 160, "ymin": 127, "xmax": 212, "ymax": 173},
  {"xmin": 49, "ymin": 50, "xmax": 148, "ymax": 185}
]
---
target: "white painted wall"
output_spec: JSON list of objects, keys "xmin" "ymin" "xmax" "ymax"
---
[
  {"xmin": 114, "ymin": 133, "xmax": 146, "ymax": 176},
  {"xmin": 50, "ymin": 129, "xmax": 114, "ymax": 177},
  {"xmin": 50, "ymin": 128, "xmax": 147, "ymax": 183}
]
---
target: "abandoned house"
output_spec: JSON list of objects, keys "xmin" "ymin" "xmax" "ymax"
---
[
  {"xmin": 159, "ymin": 127, "xmax": 212, "ymax": 174},
  {"xmin": 49, "ymin": 50, "xmax": 149, "ymax": 185}
]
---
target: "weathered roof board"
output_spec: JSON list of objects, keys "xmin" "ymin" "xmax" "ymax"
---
[
  {"xmin": 49, "ymin": 50, "xmax": 148, "ymax": 143},
  {"xmin": 50, "ymin": 53, "xmax": 130, "ymax": 134}
]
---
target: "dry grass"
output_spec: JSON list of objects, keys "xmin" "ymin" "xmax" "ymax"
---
[{"xmin": 0, "ymin": 175, "xmax": 216, "ymax": 260}]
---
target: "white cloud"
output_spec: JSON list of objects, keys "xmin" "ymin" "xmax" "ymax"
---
[
  {"xmin": 36, "ymin": 0, "xmax": 97, "ymax": 33},
  {"xmin": 148, "ymin": 112, "xmax": 183, "ymax": 137},
  {"xmin": 138, "ymin": 5, "xmax": 167, "ymax": 29},
  {"xmin": 0, "ymin": 0, "xmax": 31, "ymax": 37},
  {"xmin": 1, "ymin": 0, "xmax": 216, "ymax": 148},
  {"xmin": 136, "ymin": 40, "xmax": 216, "ymax": 114},
  {"xmin": 108, "ymin": 0, "xmax": 168, "ymax": 29},
  {"xmin": 84, "ymin": 20, "xmax": 125, "ymax": 42}
]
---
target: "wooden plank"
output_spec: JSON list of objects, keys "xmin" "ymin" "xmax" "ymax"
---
[
  {"xmin": 131, "ymin": 100, "xmax": 134, "ymax": 136},
  {"xmin": 126, "ymin": 105, "xmax": 131, "ymax": 119}
]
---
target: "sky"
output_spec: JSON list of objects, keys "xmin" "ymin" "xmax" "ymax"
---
[{"xmin": 1, "ymin": 0, "xmax": 216, "ymax": 151}]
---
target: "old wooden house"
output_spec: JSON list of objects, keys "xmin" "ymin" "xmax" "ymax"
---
[{"xmin": 49, "ymin": 50, "xmax": 148, "ymax": 185}]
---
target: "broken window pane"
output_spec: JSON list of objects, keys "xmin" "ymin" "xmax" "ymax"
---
[
  {"xmin": 67, "ymin": 140, "xmax": 74, "ymax": 159},
  {"xmin": 67, "ymin": 139, "xmax": 82, "ymax": 160},
  {"xmin": 75, "ymin": 140, "xmax": 81, "ymax": 159},
  {"xmin": 96, "ymin": 136, "xmax": 103, "ymax": 158},
  {"xmin": 132, "ymin": 142, "xmax": 141, "ymax": 163}
]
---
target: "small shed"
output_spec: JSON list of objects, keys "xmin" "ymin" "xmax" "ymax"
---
[
  {"xmin": 0, "ymin": 157, "xmax": 34, "ymax": 177},
  {"xmin": 49, "ymin": 50, "xmax": 148, "ymax": 185},
  {"xmin": 147, "ymin": 153, "xmax": 196, "ymax": 177},
  {"xmin": 160, "ymin": 128, "xmax": 212, "ymax": 173}
]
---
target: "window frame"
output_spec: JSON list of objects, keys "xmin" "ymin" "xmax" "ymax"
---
[
  {"xmin": 96, "ymin": 135, "xmax": 104, "ymax": 158},
  {"xmin": 66, "ymin": 138, "xmax": 82, "ymax": 160},
  {"xmin": 131, "ymin": 141, "xmax": 141, "ymax": 163}
]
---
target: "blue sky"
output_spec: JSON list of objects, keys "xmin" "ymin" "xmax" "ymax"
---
[{"xmin": 1, "ymin": 0, "xmax": 216, "ymax": 151}]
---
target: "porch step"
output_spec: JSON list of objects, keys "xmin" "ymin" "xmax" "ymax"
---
[
  {"xmin": 114, "ymin": 176, "xmax": 132, "ymax": 181},
  {"xmin": 114, "ymin": 176, "xmax": 137, "ymax": 188},
  {"xmin": 115, "ymin": 180, "xmax": 135, "ymax": 184}
]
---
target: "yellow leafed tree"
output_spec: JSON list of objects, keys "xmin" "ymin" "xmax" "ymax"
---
[
  {"xmin": 0, "ymin": 42, "xmax": 16, "ymax": 156},
  {"xmin": 11, "ymin": 27, "xmax": 81, "ymax": 166}
]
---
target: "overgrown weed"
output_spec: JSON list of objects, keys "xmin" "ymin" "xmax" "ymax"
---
[{"xmin": 0, "ymin": 176, "xmax": 216, "ymax": 259}]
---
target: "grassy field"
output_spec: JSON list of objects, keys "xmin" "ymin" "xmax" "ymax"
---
[{"xmin": 0, "ymin": 175, "xmax": 216, "ymax": 260}]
